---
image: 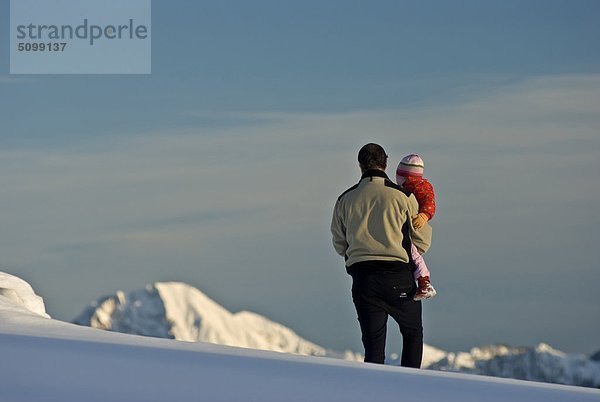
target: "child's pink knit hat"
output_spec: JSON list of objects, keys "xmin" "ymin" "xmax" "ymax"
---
[{"xmin": 396, "ymin": 154, "xmax": 425, "ymax": 179}]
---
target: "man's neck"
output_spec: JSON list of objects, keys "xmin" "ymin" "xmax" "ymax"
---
[{"xmin": 361, "ymin": 169, "xmax": 388, "ymax": 180}]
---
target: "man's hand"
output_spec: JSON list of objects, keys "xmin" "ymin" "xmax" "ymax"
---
[{"xmin": 413, "ymin": 213, "xmax": 429, "ymax": 230}]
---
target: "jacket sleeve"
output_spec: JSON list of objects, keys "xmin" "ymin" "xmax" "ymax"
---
[
  {"xmin": 330, "ymin": 199, "xmax": 348, "ymax": 257},
  {"xmin": 415, "ymin": 179, "xmax": 436, "ymax": 220},
  {"xmin": 407, "ymin": 193, "xmax": 432, "ymax": 254}
]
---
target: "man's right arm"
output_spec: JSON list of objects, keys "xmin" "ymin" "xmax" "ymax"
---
[{"xmin": 330, "ymin": 199, "xmax": 348, "ymax": 257}]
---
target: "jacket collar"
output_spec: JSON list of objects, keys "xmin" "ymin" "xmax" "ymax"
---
[{"xmin": 361, "ymin": 169, "xmax": 389, "ymax": 180}]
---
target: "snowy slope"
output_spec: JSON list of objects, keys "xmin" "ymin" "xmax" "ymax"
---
[{"xmin": 1, "ymin": 272, "xmax": 599, "ymax": 402}]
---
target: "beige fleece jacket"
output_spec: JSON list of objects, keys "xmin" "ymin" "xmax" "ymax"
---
[{"xmin": 331, "ymin": 169, "xmax": 432, "ymax": 267}]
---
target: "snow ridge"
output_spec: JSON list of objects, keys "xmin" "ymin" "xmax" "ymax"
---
[{"xmin": 0, "ymin": 272, "xmax": 50, "ymax": 319}]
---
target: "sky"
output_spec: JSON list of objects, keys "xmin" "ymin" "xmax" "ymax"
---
[{"xmin": 1, "ymin": 0, "xmax": 599, "ymax": 355}]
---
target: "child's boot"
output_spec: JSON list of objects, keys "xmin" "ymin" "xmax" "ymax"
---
[{"xmin": 414, "ymin": 276, "xmax": 437, "ymax": 301}]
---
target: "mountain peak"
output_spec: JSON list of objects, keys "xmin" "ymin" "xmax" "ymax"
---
[{"xmin": 74, "ymin": 281, "xmax": 332, "ymax": 357}]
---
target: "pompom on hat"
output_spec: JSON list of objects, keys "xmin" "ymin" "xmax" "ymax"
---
[{"xmin": 396, "ymin": 154, "xmax": 425, "ymax": 179}]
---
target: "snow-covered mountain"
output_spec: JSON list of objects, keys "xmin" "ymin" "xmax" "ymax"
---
[
  {"xmin": 74, "ymin": 281, "xmax": 600, "ymax": 388},
  {"xmin": 73, "ymin": 281, "xmax": 358, "ymax": 360},
  {"xmin": 390, "ymin": 343, "xmax": 600, "ymax": 388}
]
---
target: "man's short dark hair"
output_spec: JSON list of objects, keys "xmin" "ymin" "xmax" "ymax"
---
[{"xmin": 358, "ymin": 143, "xmax": 388, "ymax": 170}]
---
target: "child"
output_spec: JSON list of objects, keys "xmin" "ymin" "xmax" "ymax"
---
[{"xmin": 396, "ymin": 154, "xmax": 437, "ymax": 301}]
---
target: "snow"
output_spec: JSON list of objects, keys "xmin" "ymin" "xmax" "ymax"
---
[
  {"xmin": 157, "ymin": 282, "xmax": 328, "ymax": 356},
  {"xmin": 425, "ymin": 343, "xmax": 600, "ymax": 387},
  {"xmin": 2, "ymin": 273, "xmax": 600, "ymax": 401},
  {"xmin": 74, "ymin": 281, "xmax": 356, "ymax": 359},
  {"xmin": 0, "ymin": 272, "xmax": 50, "ymax": 319}
]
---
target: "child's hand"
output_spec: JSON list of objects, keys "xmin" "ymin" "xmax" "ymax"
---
[{"xmin": 413, "ymin": 213, "xmax": 429, "ymax": 230}]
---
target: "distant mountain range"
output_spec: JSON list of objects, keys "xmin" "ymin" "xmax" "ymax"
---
[
  {"xmin": 73, "ymin": 282, "xmax": 600, "ymax": 388},
  {"xmin": 391, "ymin": 343, "xmax": 600, "ymax": 388}
]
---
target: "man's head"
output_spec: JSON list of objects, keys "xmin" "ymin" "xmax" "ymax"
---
[{"xmin": 358, "ymin": 143, "xmax": 388, "ymax": 172}]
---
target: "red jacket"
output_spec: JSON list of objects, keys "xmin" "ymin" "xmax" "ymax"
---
[{"xmin": 402, "ymin": 176, "xmax": 436, "ymax": 220}]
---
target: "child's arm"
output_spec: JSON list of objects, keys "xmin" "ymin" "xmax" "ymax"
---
[
  {"xmin": 413, "ymin": 179, "xmax": 436, "ymax": 229},
  {"xmin": 413, "ymin": 213, "xmax": 429, "ymax": 230},
  {"xmin": 407, "ymin": 195, "xmax": 432, "ymax": 255}
]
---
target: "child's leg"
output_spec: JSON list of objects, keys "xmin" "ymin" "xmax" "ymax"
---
[
  {"xmin": 411, "ymin": 244, "xmax": 436, "ymax": 301},
  {"xmin": 411, "ymin": 243, "xmax": 431, "ymax": 280}
]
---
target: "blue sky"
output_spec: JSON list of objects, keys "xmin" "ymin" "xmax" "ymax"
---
[{"xmin": 1, "ymin": 0, "xmax": 599, "ymax": 355}]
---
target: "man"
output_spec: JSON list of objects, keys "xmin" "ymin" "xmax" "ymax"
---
[{"xmin": 331, "ymin": 143, "xmax": 432, "ymax": 368}]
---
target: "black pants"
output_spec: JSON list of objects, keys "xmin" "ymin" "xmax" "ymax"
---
[{"xmin": 348, "ymin": 261, "xmax": 423, "ymax": 368}]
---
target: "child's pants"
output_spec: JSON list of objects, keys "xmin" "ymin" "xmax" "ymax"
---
[{"xmin": 411, "ymin": 244, "xmax": 431, "ymax": 280}]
